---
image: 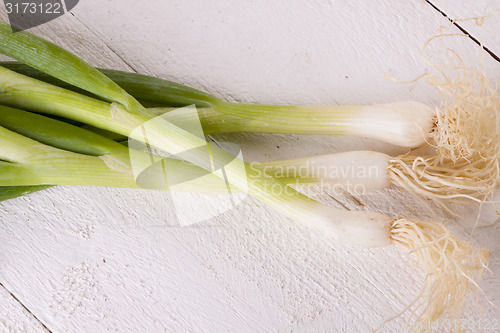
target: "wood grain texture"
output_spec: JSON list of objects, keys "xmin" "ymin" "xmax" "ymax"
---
[
  {"xmin": 0, "ymin": 1, "xmax": 499, "ymax": 332},
  {"xmin": 0, "ymin": 285, "xmax": 48, "ymax": 333},
  {"xmin": 431, "ymin": 0, "xmax": 500, "ymax": 60}
]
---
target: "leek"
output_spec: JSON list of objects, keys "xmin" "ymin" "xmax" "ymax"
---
[
  {"xmin": 0, "ymin": 22, "xmax": 490, "ymax": 330},
  {"xmin": 0, "ymin": 27, "xmax": 393, "ymax": 248},
  {"xmin": 0, "ymin": 105, "xmax": 229, "ymax": 192},
  {"xmin": 0, "ymin": 185, "xmax": 51, "ymax": 201},
  {"xmin": 5, "ymin": 62, "xmax": 498, "ymax": 203},
  {"xmin": 0, "ymin": 62, "xmax": 434, "ymax": 148},
  {"xmin": 250, "ymin": 151, "xmax": 496, "ymax": 202}
]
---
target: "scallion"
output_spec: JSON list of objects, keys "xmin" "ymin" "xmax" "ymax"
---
[
  {"xmin": 5, "ymin": 61, "xmax": 498, "ymax": 203},
  {"xmin": 0, "ymin": 22, "xmax": 491, "ymax": 330}
]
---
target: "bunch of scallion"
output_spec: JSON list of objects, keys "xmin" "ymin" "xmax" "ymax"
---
[{"xmin": 0, "ymin": 22, "xmax": 494, "ymax": 332}]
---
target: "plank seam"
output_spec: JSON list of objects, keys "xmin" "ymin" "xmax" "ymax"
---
[
  {"xmin": 425, "ymin": 0, "xmax": 500, "ymax": 63},
  {"xmin": 0, "ymin": 282, "xmax": 52, "ymax": 333}
]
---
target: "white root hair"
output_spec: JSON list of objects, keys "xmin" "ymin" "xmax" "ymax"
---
[
  {"xmin": 389, "ymin": 62, "xmax": 500, "ymax": 203},
  {"xmin": 390, "ymin": 218, "xmax": 489, "ymax": 332}
]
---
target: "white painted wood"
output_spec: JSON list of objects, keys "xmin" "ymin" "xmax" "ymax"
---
[
  {"xmin": 431, "ymin": 0, "xmax": 500, "ymax": 57},
  {"xmin": 0, "ymin": 0, "xmax": 499, "ymax": 332},
  {"xmin": 0, "ymin": 285, "xmax": 47, "ymax": 333}
]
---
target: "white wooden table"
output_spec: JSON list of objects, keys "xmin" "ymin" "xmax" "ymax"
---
[{"xmin": 1, "ymin": 1, "xmax": 499, "ymax": 332}]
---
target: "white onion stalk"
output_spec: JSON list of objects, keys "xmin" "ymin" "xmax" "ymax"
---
[
  {"xmin": 196, "ymin": 100, "xmax": 436, "ymax": 148},
  {"xmin": 251, "ymin": 148, "xmax": 499, "ymax": 202},
  {"xmin": 251, "ymin": 151, "xmax": 391, "ymax": 191},
  {"xmin": 393, "ymin": 66, "xmax": 500, "ymax": 203}
]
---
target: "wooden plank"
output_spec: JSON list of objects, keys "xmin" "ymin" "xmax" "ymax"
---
[
  {"xmin": 0, "ymin": 284, "xmax": 49, "ymax": 333},
  {"xmin": 0, "ymin": 0, "xmax": 498, "ymax": 331}
]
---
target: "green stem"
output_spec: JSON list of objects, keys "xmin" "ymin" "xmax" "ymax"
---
[
  {"xmin": 0, "ymin": 23, "xmax": 138, "ymax": 110},
  {"xmin": 0, "ymin": 185, "xmax": 51, "ymax": 202},
  {"xmin": 0, "ymin": 62, "xmax": 220, "ymax": 108},
  {"xmin": 0, "ymin": 107, "xmax": 232, "ymax": 193},
  {"xmin": 181, "ymin": 102, "xmax": 353, "ymax": 135},
  {"xmin": 0, "ymin": 104, "xmax": 118, "ymax": 156},
  {"xmin": 0, "ymin": 27, "xmax": 392, "ymax": 246},
  {"xmin": 2, "ymin": 62, "xmax": 433, "ymax": 148},
  {"xmin": 151, "ymin": 101, "xmax": 434, "ymax": 149},
  {"xmin": 0, "ymin": 66, "xmax": 354, "ymax": 238},
  {"xmin": 0, "ymin": 62, "xmax": 359, "ymax": 135},
  {"xmin": 0, "ymin": 126, "xmax": 230, "ymax": 193}
]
